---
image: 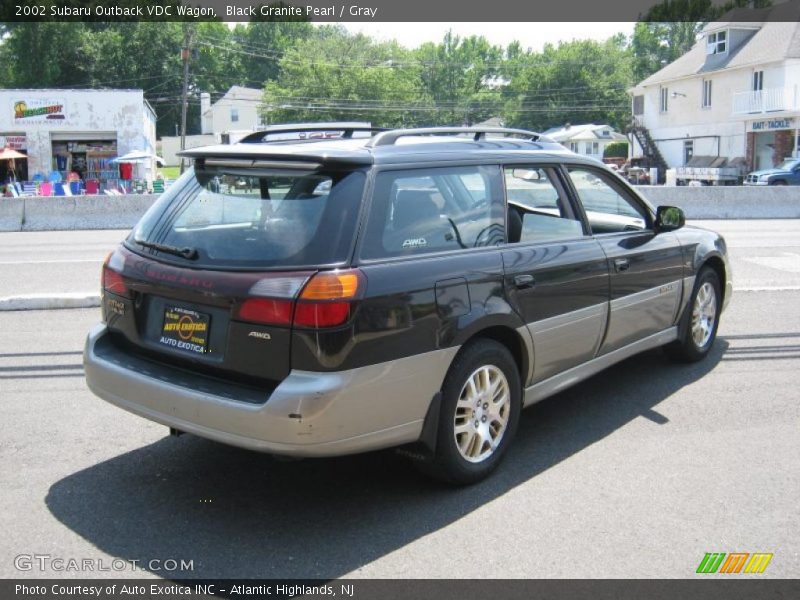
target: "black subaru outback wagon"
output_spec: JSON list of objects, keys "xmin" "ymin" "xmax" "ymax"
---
[{"xmin": 84, "ymin": 124, "xmax": 732, "ymax": 483}]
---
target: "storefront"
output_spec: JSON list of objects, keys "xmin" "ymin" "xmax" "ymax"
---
[
  {"xmin": 0, "ymin": 89, "xmax": 156, "ymax": 193},
  {"xmin": 746, "ymin": 117, "xmax": 798, "ymax": 171}
]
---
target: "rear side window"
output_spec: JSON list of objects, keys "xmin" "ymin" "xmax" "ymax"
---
[
  {"xmin": 505, "ymin": 167, "xmax": 584, "ymax": 243},
  {"xmin": 130, "ymin": 167, "xmax": 365, "ymax": 268},
  {"xmin": 361, "ymin": 165, "xmax": 504, "ymax": 259}
]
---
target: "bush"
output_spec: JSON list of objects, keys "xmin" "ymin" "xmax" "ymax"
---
[{"xmin": 603, "ymin": 141, "xmax": 629, "ymax": 158}]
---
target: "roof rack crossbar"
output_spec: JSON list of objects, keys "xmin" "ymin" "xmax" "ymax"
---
[
  {"xmin": 366, "ymin": 127, "xmax": 545, "ymax": 147},
  {"xmin": 239, "ymin": 123, "xmax": 388, "ymax": 144}
]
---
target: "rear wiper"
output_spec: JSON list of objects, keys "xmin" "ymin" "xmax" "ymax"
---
[{"xmin": 133, "ymin": 238, "xmax": 198, "ymax": 260}]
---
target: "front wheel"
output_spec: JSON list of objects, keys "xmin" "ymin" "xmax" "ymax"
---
[
  {"xmin": 665, "ymin": 267, "xmax": 721, "ymax": 362},
  {"xmin": 418, "ymin": 340, "xmax": 522, "ymax": 484}
]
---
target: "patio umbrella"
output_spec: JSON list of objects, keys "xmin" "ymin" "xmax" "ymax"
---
[
  {"xmin": 0, "ymin": 147, "xmax": 26, "ymax": 161},
  {"xmin": 112, "ymin": 151, "xmax": 165, "ymax": 165},
  {"xmin": 0, "ymin": 147, "xmax": 27, "ymax": 180}
]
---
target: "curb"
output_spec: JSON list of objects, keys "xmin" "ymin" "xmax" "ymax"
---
[{"xmin": 0, "ymin": 293, "xmax": 101, "ymax": 311}]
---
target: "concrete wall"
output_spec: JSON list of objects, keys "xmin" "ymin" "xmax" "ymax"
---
[
  {"xmin": 635, "ymin": 185, "xmax": 800, "ymax": 219},
  {"xmin": 0, "ymin": 187, "xmax": 796, "ymax": 232},
  {"xmin": 0, "ymin": 195, "xmax": 159, "ymax": 232}
]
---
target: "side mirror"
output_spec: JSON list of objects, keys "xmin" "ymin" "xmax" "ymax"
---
[{"xmin": 655, "ymin": 205, "xmax": 685, "ymax": 232}]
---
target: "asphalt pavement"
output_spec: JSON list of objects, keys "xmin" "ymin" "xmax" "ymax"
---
[
  {"xmin": 1, "ymin": 220, "xmax": 799, "ymax": 302},
  {"xmin": 0, "ymin": 221, "xmax": 798, "ymax": 579}
]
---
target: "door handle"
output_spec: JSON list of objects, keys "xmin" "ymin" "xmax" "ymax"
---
[
  {"xmin": 513, "ymin": 274, "xmax": 536, "ymax": 289},
  {"xmin": 614, "ymin": 258, "xmax": 630, "ymax": 272}
]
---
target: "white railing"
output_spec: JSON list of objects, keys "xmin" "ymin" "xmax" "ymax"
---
[{"xmin": 732, "ymin": 86, "xmax": 798, "ymax": 114}]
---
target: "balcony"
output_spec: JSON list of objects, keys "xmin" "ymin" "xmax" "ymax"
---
[{"xmin": 732, "ymin": 86, "xmax": 798, "ymax": 115}]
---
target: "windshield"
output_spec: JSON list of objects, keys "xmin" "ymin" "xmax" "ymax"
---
[
  {"xmin": 129, "ymin": 166, "xmax": 366, "ymax": 269},
  {"xmin": 777, "ymin": 159, "xmax": 799, "ymax": 170}
]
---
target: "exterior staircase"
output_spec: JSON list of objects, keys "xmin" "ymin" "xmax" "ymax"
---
[{"xmin": 629, "ymin": 118, "xmax": 668, "ymax": 183}]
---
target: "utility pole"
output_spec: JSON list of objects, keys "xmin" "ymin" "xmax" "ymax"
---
[{"xmin": 179, "ymin": 25, "xmax": 192, "ymax": 174}]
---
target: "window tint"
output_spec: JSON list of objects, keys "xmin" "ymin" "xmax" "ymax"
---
[
  {"xmin": 131, "ymin": 167, "xmax": 365, "ymax": 268},
  {"xmin": 567, "ymin": 167, "xmax": 649, "ymax": 234},
  {"xmin": 505, "ymin": 167, "xmax": 584, "ymax": 243},
  {"xmin": 361, "ymin": 165, "xmax": 504, "ymax": 259}
]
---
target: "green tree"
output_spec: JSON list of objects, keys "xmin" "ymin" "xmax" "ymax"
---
[
  {"xmin": 501, "ymin": 35, "xmax": 634, "ymax": 132},
  {"xmin": 262, "ymin": 28, "xmax": 428, "ymax": 127},
  {"xmin": 413, "ymin": 32, "xmax": 505, "ymax": 126}
]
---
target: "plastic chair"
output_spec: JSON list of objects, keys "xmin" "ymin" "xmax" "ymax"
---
[
  {"xmin": 85, "ymin": 179, "xmax": 99, "ymax": 195},
  {"xmin": 69, "ymin": 181, "xmax": 81, "ymax": 195},
  {"xmin": 54, "ymin": 182, "xmax": 65, "ymax": 196},
  {"xmin": 39, "ymin": 182, "xmax": 53, "ymax": 197},
  {"xmin": 22, "ymin": 181, "xmax": 37, "ymax": 196}
]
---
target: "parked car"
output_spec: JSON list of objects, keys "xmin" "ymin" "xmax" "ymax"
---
[
  {"xmin": 84, "ymin": 124, "xmax": 732, "ymax": 484},
  {"xmin": 743, "ymin": 158, "xmax": 800, "ymax": 185}
]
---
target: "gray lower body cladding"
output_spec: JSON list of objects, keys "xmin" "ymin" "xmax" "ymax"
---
[{"xmin": 84, "ymin": 323, "xmax": 459, "ymax": 457}]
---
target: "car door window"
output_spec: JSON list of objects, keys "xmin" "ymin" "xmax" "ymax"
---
[
  {"xmin": 361, "ymin": 165, "xmax": 504, "ymax": 259},
  {"xmin": 567, "ymin": 167, "xmax": 649, "ymax": 234},
  {"xmin": 504, "ymin": 167, "xmax": 584, "ymax": 243}
]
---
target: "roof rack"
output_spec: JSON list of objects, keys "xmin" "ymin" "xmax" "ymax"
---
[
  {"xmin": 366, "ymin": 127, "xmax": 546, "ymax": 147},
  {"xmin": 239, "ymin": 122, "xmax": 388, "ymax": 144}
]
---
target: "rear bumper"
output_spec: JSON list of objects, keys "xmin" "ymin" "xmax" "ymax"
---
[{"xmin": 84, "ymin": 324, "xmax": 457, "ymax": 457}]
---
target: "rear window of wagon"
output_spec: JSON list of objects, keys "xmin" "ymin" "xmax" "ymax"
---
[{"xmin": 128, "ymin": 167, "xmax": 366, "ymax": 269}]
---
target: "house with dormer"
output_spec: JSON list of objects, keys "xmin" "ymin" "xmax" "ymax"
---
[{"xmin": 629, "ymin": 0, "xmax": 800, "ymax": 173}]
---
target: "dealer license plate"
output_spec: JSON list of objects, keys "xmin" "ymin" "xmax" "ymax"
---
[{"xmin": 159, "ymin": 306, "xmax": 210, "ymax": 354}]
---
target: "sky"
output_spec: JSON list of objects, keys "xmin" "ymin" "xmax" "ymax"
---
[{"xmin": 334, "ymin": 22, "xmax": 636, "ymax": 50}]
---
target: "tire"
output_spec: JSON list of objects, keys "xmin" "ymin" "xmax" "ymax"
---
[
  {"xmin": 418, "ymin": 339, "xmax": 522, "ymax": 485},
  {"xmin": 664, "ymin": 267, "xmax": 721, "ymax": 362}
]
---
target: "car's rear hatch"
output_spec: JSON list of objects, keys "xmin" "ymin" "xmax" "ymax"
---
[{"xmin": 100, "ymin": 159, "xmax": 368, "ymax": 394}]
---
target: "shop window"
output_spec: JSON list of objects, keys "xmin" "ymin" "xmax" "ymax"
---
[
  {"xmin": 231, "ymin": 107, "xmax": 239, "ymax": 123},
  {"xmin": 702, "ymin": 79, "xmax": 712, "ymax": 108},
  {"xmin": 660, "ymin": 87, "xmax": 669, "ymax": 113},
  {"xmin": 706, "ymin": 31, "xmax": 727, "ymax": 55}
]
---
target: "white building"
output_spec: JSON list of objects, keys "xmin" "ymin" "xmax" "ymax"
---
[
  {"xmin": 160, "ymin": 86, "xmax": 265, "ymax": 165},
  {"xmin": 542, "ymin": 123, "xmax": 627, "ymax": 159},
  {"xmin": 200, "ymin": 86, "xmax": 264, "ymax": 135},
  {"xmin": 0, "ymin": 89, "xmax": 156, "ymax": 185},
  {"xmin": 629, "ymin": 0, "xmax": 800, "ymax": 172}
]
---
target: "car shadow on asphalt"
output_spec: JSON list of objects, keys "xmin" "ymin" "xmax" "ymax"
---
[{"xmin": 45, "ymin": 340, "xmax": 728, "ymax": 579}]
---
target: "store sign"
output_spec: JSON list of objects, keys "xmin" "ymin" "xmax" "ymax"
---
[
  {"xmin": 748, "ymin": 117, "xmax": 795, "ymax": 132},
  {"xmin": 0, "ymin": 135, "xmax": 26, "ymax": 150},
  {"xmin": 13, "ymin": 98, "xmax": 66, "ymax": 123}
]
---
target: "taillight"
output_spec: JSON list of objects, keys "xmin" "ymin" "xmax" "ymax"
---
[
  {"xmin": 102, "ymin": 252, "xmax": 130, "ymax": 298},
  {"xmin": 235, "ymin": 298, "xmax": 294, "ymax": 326},
  {"xmin": 294, "ymin": 270, "xmax": 362, "ymax": 328},
  {"xmin": 234, "ymin": 269, "xmax": 364, "ymax": 329}
]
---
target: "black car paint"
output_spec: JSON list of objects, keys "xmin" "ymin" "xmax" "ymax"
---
[{"xmin": 103, "ymin": 143, "xmax": 729, "ymax": 410}]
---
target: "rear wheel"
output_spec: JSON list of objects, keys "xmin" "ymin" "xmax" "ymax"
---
[
  {"xmin": 418, "ymin": 339, "xmax": 521, "ymax": 484},
  {"xmin": 665, "ymin": 267, "xmax": 721, "ymax": 362}
]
